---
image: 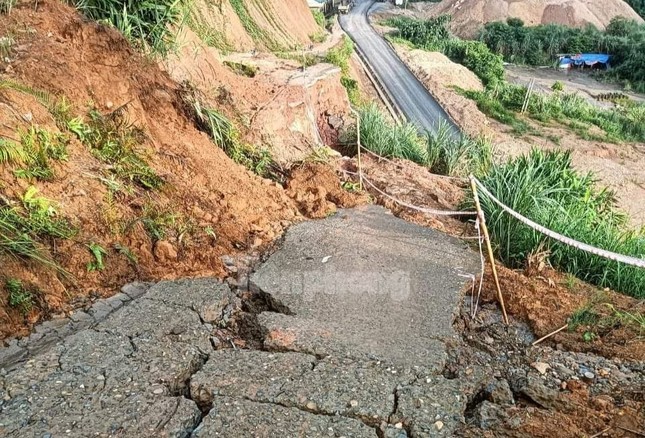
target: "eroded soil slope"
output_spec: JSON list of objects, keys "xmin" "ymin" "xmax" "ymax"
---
[{"xmin": 0, "ymin": 1, "xmax": 359, "ymax": 338}]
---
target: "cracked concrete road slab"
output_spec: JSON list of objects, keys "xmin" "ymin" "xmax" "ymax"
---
[
  {"xmin": 252, "ymin": 205, "xmax": 479, "ymax": 370},
  {"xmin": 193, "ymin": 396, "xmax": 375, "ymax": 437},
  {"xmin": 1, "ymin": 206, "xmax": 479, "ymax": 437}
]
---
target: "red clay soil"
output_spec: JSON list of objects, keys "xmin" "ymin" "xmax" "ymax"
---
[
  {"xmin": 0, "ymin": 1, "xmax": 353, "ymax": 340},
  {"xmin": 341, "ymin": 155, "xmax": 472, "ymax": 236},
  {"xmin": 286, "ymin": 161, "xmax": 369, "ymax": 218},
  {"xmin": 482, "ymin": 265, "xmax": 645, "ymax": 362}
]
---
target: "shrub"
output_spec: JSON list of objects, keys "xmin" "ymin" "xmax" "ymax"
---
[
  {"xmin": 470, "ymin": 149, "xmax": 645, "ymax": 298},
  {"xmin": 223, "ymin": 60, "xmax": 258, "ymax": 78},
  {"xmin": 5, "ymin": 279, "xmax": 34, "ymax": 315},
  {"xmin": 69, "ymin": 0, "xmax": 184, "ymax": 56},
  {"xmin": 326, "ymin": 35, "xmax": 354, "ymax": 74},
  {"xmin": 14, "ymin": 127, "xmax": 69, "ymax": 181},
  {"xmin": 387, "ymin": 16, "xmax": 504, "ymax": 86},
  {"xmin": 68, "ymin": 108, "xmax": 164, "ymax": 190},
  {"xmin": 0, "ymin": 0, "xmax": 17, "ymax": 14},
  {"xmin": 312, "ymin": 9, "xmax": 325, "ymax": 28}
]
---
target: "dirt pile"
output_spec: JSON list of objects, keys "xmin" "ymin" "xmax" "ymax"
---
[
  {"xmin": 0, "ymin": 1, "xmax": 349, "ymax": 339},
  {"xmin": 188, "ymin": 0, "xmax": 321, "ymax": 52},
  {"xmin": 165, "ymin": 28, "xmax": 353, "ymax": 164},
  {"xmin": 393, "ymin": 44, "xmax": 491, "ymax": 137},
  {"xmin": 389, "ymin": 0, "xmax": 644, "ymax": 38}
]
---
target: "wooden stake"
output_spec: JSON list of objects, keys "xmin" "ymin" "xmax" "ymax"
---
[
  {"xmin": 532, "ymin": 324, "xmax": 568, "ymax": 346},
  {"xmin": 350, "ymin": 108, "xmax": 363, "ymax": 190},
  {"xmin": 469, "ymin": 176, "xmax": 509, "ymax": 325}
]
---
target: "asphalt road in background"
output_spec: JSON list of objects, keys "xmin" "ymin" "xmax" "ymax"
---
[{"xmin": 340, "ymin": 0, "xmax": 460, "ymax": 137}]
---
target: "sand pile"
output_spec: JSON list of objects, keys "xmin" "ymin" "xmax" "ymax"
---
[{"xmin": 403, "ymin": 0, "xmax": 643, "ymax": 38}]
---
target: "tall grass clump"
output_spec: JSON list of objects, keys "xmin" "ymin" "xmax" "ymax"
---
[
  {"xmin": 357, "ymin": 105, "xmax": 492, "ymax": 176},
  {"xmin": 463, "ymin": 82, "xmax": 645, "ymax": 142},
  {"xmin": 472, "ymin": 149, "xmax": 645, "ymax": 298},
  {"xmin": 69, "ymin": 0, "xmax": 184, "ymax": 56}
]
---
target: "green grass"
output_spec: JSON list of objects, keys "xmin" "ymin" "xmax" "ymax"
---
[
  {"xmin": 0, "ymin": 188, "xmax": 75, "ymax": 270},
  {"xmin": 470, "ymin": 149, "xmax": 645, "ymax": 298},
  {"xmin": 68, "ymin": 108, "xmax": 163, "ymax": 190},
  {"xmin": 325, "ymin": 35, "xmax": 353, "ymax": 74},
  {"xmin": 0, "ymin": 35, "xmax": 14, "ymax": 58},
  {"xmin": 229, "ymin": 0, "xmax": 280, "ymax": 51},
  {"xmin": 356, "ymin": 105, "xmax": 492, "ymax": 177},
  {"xmin": 5, "ymin": 279, "xmax": 34, "ymax": 315},
  {"xmin": 69, "ymin": 0, "xmax": 184, "ymax": 56},
  {"xmin": 312, "ymin": 9, "xmax": 325, "ymax": 28},
  {"xmin": 340, "ymin": 76, "xmax": 362, "ymax": 106},
  {"xmin": 179, "ymin": 84, "xmax": 281, "ymax": 180},
  {"xmin": 223, "ymin": 60, "xmax": 258, "ymax": 78},
  {"xmin": 14, "ymin": 126, "xmax": 69, "ymax": 181},
  {"xmin": 86, "ymin": 242, "xmax": 107, "ymax": 272},
  {"xmin": 0, "ymin": 138, "xmax": 27, "ymax": 164},
  {"xmin": 0, "ymin": 0, "xmax": 16, "ymax": 14},
  {"xmin": 461, "ymin": 83, "xmax": 645, "ymax": 143},
  {"xmin": 309, "ymin": 31, "xmax": 326, "ymax": 43}
]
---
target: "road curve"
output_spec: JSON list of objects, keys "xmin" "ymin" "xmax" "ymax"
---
[{"xmin": 340, "ymin": 0, "xmax": 460, "ymax": 137}]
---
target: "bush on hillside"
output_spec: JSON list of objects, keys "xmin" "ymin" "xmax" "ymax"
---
[
  {"xmin": 356, "ymin": 105, "xmax": 492, "ymax": 176},
  {"xmin": 478, "ymin": 17, "xmax": 645, "ymax": 91},
  {"xmin": 470, "ymin": 149, "xmax": 645, "ymax": 298},
  {"xmin": 387, "ymin": 16, "xmax": 504, "ymax": 86}
]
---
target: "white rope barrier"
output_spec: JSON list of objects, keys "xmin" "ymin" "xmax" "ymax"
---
[
  {"xmin": 472, "ymin": 177, "xmax": 645, "ymax": 270},
  {"xmin": 359, "ymin": 146, "xmax": 469, "ymax": 182},
  {"xmin": 344, "ymin": 170, "xmax": 477, "ymax": 217}
]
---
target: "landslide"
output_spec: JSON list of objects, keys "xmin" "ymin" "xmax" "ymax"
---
[{"xmin": 0, "ymin": 1, "xmax": 358, "ymax": 338}]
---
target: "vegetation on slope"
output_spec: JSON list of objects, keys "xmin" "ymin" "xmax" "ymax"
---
[
  {"xmin": 387, "ymin": 16, "xmax": 505, "ymax": 87},
  {"xmin": 470, "ymin": 149, "xmax": 645, "ymax": 299},
  {"xmin": 68, "ymin": 0, "xmax": 185, "ymax": 56},
  {"xmin": 461, "ymin": 83, "xmax": 645, "ymax": 143},
  {"xmin": 357, "ymin": 105, "xmax": 492, "ymax": 177}
]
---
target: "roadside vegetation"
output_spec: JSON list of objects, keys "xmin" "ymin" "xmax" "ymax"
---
[
  {"xmin": 461, "ymin": 83, "xmax": 645, "ymax": 142},
  {"xmin": 357, "ymin": 105, "xmax": 492, "ymax": 177},
  {"xmin": 387, "ymin": 16, "xmax": 505, "ymax": 87},
  {"xmin": 478, "ymin": 17, "xmax": 645, "ymax": 92},
  {"xmin": 471, "ymin": 149, "xmax": 645, "ymax": 299},
  {"xmin": 180, "ymin": 82, "xmax": 281, "ymax": 181},
  {"xmin": 387, "ymin": 16, "xmax": 645, "ymax": 143},
  {"xmin": 67, "ymin": 0, "xmax": 186, "ymax": 56}
]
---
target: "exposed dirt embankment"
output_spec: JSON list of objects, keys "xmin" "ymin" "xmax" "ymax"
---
[
  {"xmin": 188, "ymin": 0, "xmax": 321, "ymax": 51},
  {"xmin": 0, "ymin": 1, "xmax": 359, "ymax": 338},
  {"xmin": 165, "ymin": 27, "xmax": 353, "ymax": 163},
  {"xmin": 393, "ymin": 44, "xmax": 491, "ymax": 137}
]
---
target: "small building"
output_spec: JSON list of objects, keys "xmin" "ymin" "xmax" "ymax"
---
[{"xmin": 307, "ymin": 0, "xmax": 332, "ymax": 14}]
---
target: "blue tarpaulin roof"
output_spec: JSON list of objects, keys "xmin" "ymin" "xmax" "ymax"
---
[{"xmin": 559, "ymin": 54, "xmax": 611, "ymax": 66}]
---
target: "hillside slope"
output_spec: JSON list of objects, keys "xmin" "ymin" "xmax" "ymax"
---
[
  {"xmin": 396, "ymin": 0, "xmax": 644, "ymax": 37},
  {"xmin": 188, "ymin": 0, "xmax": 321, "ymax": 51},
  {"xmin": 0, "ymin": 1, "xmax": 310, "ymax": 337}
]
